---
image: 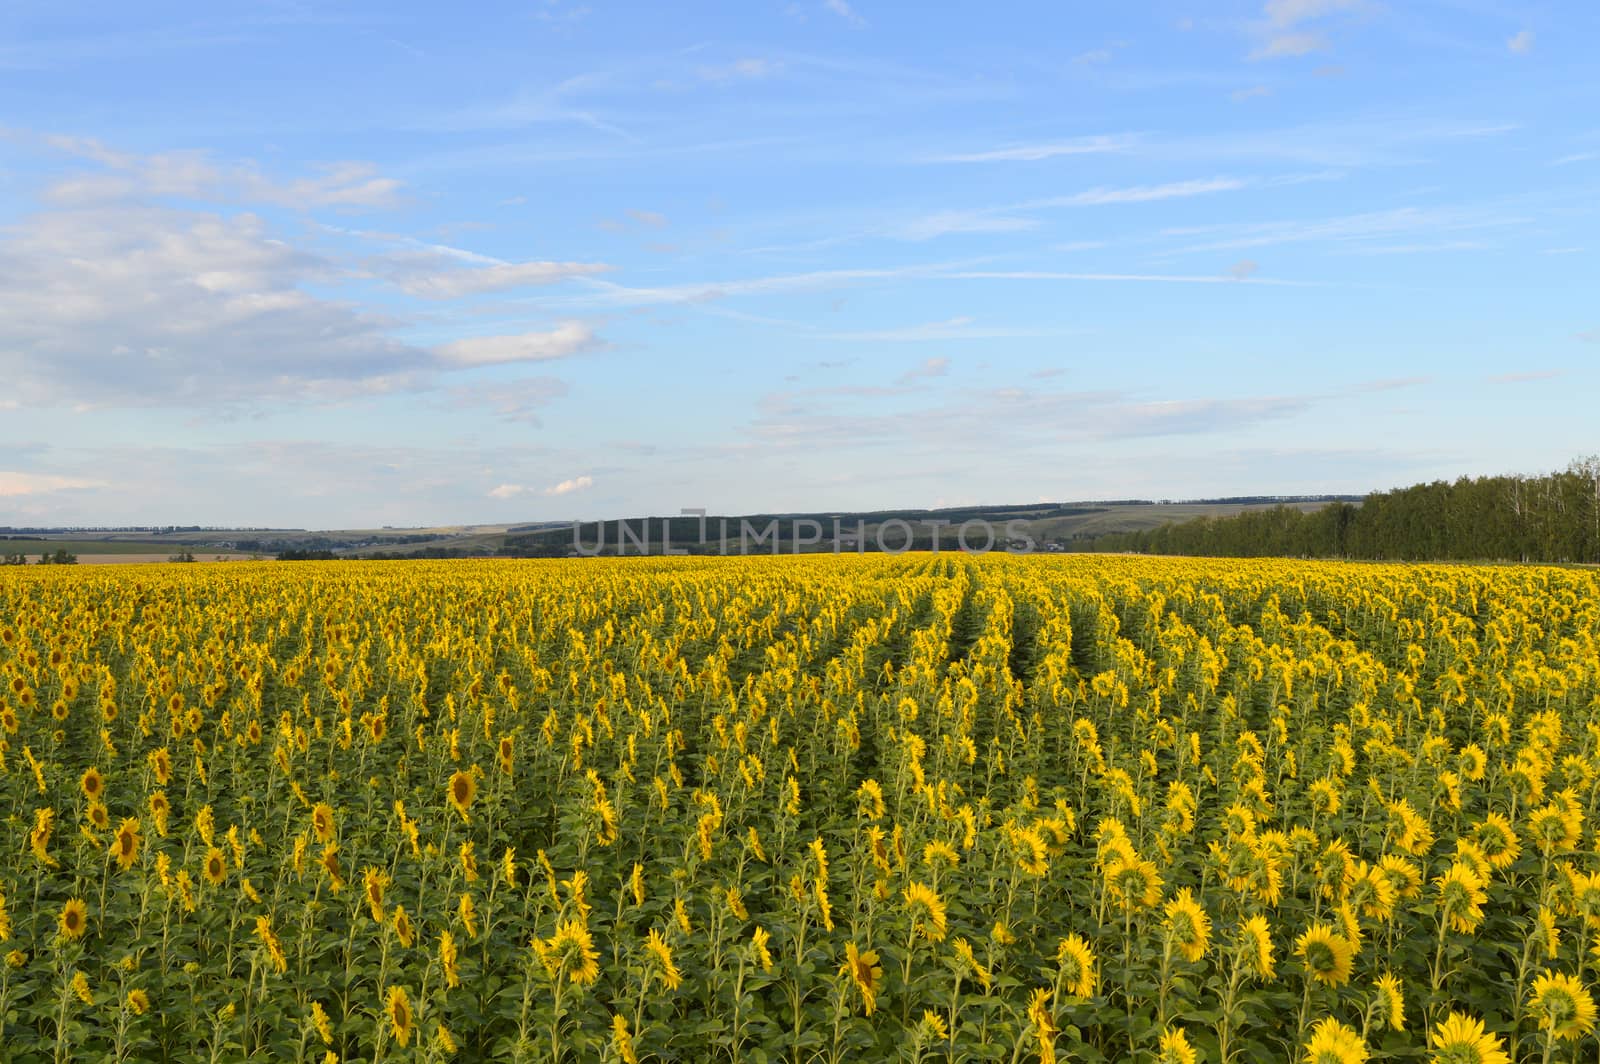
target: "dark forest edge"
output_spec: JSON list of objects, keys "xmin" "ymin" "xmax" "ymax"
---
[{"xmin": 1066, "ymin": 456, "xmax": 1600, "ymax": 564}]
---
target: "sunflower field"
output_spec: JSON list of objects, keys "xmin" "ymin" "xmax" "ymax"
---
[{"xmin": 2, "ymin": 554, "xmax": 1598, "ymax": 1063}]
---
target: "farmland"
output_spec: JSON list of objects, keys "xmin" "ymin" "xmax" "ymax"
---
[{"xmin": 1, "ymin": 555, "xmax": 1596, "ymax": 1062}]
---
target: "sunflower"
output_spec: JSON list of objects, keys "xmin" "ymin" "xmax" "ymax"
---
[
  {"xmin": 255, "ymin": 916, "xmax": 287, "ymax": 974},
  {"xmin": 1528, "ymin": 971, "xmax": 1598, "ymax": 1041},
  {"xmin": 126, "ymin": 989, "xmax": 150, "ymax": 1015},
  {"xmin": 611, "ymin": 1013, "xmax": 638, "ymax": 1064},
  {"xmin": 311, "ymin": 1001, "xmax": 334, "ymax": 1044},
  {"xmin": 1028, "ymin": 988, "xmax": 1058, "ymax": 1064},
  {"xmin": 1163, "ymin": 889, "xmax": 1212, "ymax": 962},
  {"xmin": 440, "ymin": 930, "xmax": 460, "ymax": 989},
  {"xmin": 112, "ymin": 817, "xmax": 142, "ymax": 871},
  {"xmin": 1470, "ymin": 813, "xmax": 1520, "ymax": 870},
  {"xmin": 362, "ymin": 867, "xmax": 388, "ymax": 922},
  {"xmin": 86, "ymin": 801, "xmax": 110, "ymax": 832},
  {"xmin": 751, "ymin": 925, "xmax": 773, "ymax": 972},
  {"xmin": 1428, "ymin": 1011, "xmax": 1509, "ymax": 1064},
  {"xmin": 643, "ymin": 927, "xmax": 682, "ymax": 990},
  {"xmin": 393, "ymin": 905, "xmax": 415, "ymax": 948},
  {"xmin": 80, "ymin": 766, "xmax": 104, "ymax": 802},
  {"xmin": 447, "ymin": 770, "xmax": 476, "ymax": 822},
  {"xmin": 59, "ymin": 898, "xmax": 88, "ymax": 941},
  {"xmin": 1434, "ymin": 863, "xmax": 1488, "ymax": 934},
  {"xmin": 72, "ymin": 970, "xmax": 93, "ymax": 1005},
  {"xmin": 147, "ymin": 791, "xmax": 170, "ymax": 837},
  {"xmin": 311, "ymin": 803, "xmax": 335, "ymax": 844},
  {"xmin": 149, "ymin": 748, "xmax": 172, "ymax": 786},
  {"xmin": 1346, "ymin": 861, "xmax": 1397, "ymax": 922},
  {"xmin": 1105, "ymin": 855, "xmax": 1164, "ymax": 913},
  {"xmin": 320, "ymin": 844, "xmax": 344, "ymax": 892},
  {"xmin": 1235, "ymin": 914, "xmax": 1275, "ymax": 980},
  {"xmin": 545, "ymin": 918, "xmax": 600, "ymax": 986},
  {"xmin": 1303, "ymin": 1017, "xmax": 1367, "ymax": 1064},
  {"xmin": 386, "ymin": 985, "xmax": 413, "ymax": 1047},
  {"xmin": 1055, "ymin": 934, "xmax": 1097, "ymax": 999},
  {"xmin": 1373, "ymin": 973, "xmax": 1404, "ymax": 1031},
  {"xmin": 1294, "ymin": 923, "xmax": 1354, "ymax": 987},
  {"xmin": 203, "ymin": 847, "xmax": 228, "ymax": 887},
  {"xmin": 839, "ymin": 941, "xmax": 883, "ymax": 1015},
  {"xmin": 1534, "ymin": 906, "xmax": 1560, "ymax": 960},
  {"xmin": 1378, "ymin": 854, "xmax": 1423, "ymax": 900},
  {"xmin": 904, "ymin": 882, "xmax": 948, "ymax": 942},
  {"xmin": 30, "ymin": 808, "xmax": 57, "ymax": 868},
  {"xmin": 458, "ymin": 892, "xmax": 478, "ymax": 939},
  {"xmin": 1156, "ymin": 1026, "xmax": 1197, "ymax": 1064}
]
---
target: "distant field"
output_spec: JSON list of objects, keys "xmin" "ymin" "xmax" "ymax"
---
[{"xmin": 0, "ymin": 538, "xmax": 251, "ymax": 561}]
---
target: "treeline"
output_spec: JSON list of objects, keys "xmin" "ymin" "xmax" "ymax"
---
[{"xmin": 1072, "ymin": 458, "xmax": 1600, "ymax": 563}]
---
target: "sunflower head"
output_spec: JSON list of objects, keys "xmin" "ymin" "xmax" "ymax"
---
[
  {"xmin": 59, "ymin": 898, "xmax": 89, "ymax": 941},
  {"xmin": 447, "ymin": 771, "xmax": 476, "ymax": 821},
  {"xmin": 386, "ymin": 985, "xmax": 413, "ymax": 1047},
  {"xmin": 1054, "ymin": 934, "xmax": 1097, "ymax": 999},
  {"xmin": 112, "ymin": 818, "xmax": 142, "ymax": 870},
  {"xmin": 1162, "ymin": 889, "xmax": 1212, "ymax": 963},
  {"xmin": 1294, "ymin": 923, "xmax": 1354, "ymax": 987},
  {"xmin": 204, "ymin": 847, "xmax": 228, "ymax": 887},
  {"xmin": 1429, "ymin": 1011, "xmax": 1510, "ymax": 1064},
  {"xmin": 1529, "ymin": 971, "xmax": 1598, "ymax": 1041},
  {"xmin": 1303, "ymin": 1017, "xmax": 1367, "ymax": 1064},
  {"xmin": 1373, "ymin": 973, "xmax": 1405, "ymax": 1031}
]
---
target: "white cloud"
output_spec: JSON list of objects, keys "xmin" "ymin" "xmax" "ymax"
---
[
  {"xmin": 698, "ymin": 58, "xmax": 781, "ymax": 82},
  {"xmin": 897, "ymin": 357, "xmax": 949, "ymax": 385},
  {"xmin": 1507, "ymin": 30, "xmax": 1534, "ymax": 54},
  {"xmin": 824, "ymin": 317, "xmax": 1050, "ymax": 341},
  {"xmin": 823, "ymin": 0, "xmax": 865, "ymax": 26},
  {"xmin": 897, "ymin": 210, "xmax": 1038, "ymax": 240},
  {"xmin": 930, "ymin": 135, "xmax": 1136, "ymax": 163},
  {"xmin": 0, "ymin": 204, "xmax": 426, "ymax": 406},
  {"xmin": 394, "ymin": 260, "xmax": 612, "ymax": 298},
  {"xmin": 1230, "ymin": 260, "xmax": 1260, "ymax": 280},
  {"xmin": 448, "ymin": 377, "xmax": 569, "ymax": 424},
  {"xmin": 0, "ymin": 471, "xmax": 106, "ymax": 496},
  {"xmin": 545, "ymin": 475, "xmax": 594, "ymax": 496},
  {"xmin": 488, "ymin": 483, "xmax": 528, "ymax": 499},
  {"xmin": 1251, "ymin": 32, "xmax": 1327, "ymax": 58},
  {"xmin": 1042, "ymin": 176, "xmax": 1247, "ymax": 206},
  {"xmin": 1232, "ymin": 85, "xmax": 1273, "ymax": 102},
  {"xmin": 1263, "ymin": 0, "xmax": 1360, "ymax": 27},
  {"xmin": 36, "ymin": 135, "xmax": 403, "ymax": 209},
  {"xmin": 1250, "ymin": 0, "xmax": 1362, "ymax": 60},
  {"xmin": 433, "ymin": 322, "xmax": 600, "ymax": 367}
]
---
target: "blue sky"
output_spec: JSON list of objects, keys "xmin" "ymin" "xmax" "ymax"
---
[{"xmin": 2, "ymin": 0, "xmax": 1596, "ymax": 528}]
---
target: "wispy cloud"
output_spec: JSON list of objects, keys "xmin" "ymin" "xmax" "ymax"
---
[
  {"xmin": 1161, "ymin": 204, "xmax": 1527, "ymax": 255},
  {"xmin": 1506, "ymin": 30, "xmax": 1534, "ymax": 54},
  {"xmin": 822, "ymin": 0, "xmax": 866, "ymax": 26},
  {"xmin": 27, "ymin": 132, "xmax": 403, "ymax": 209},
  {"xmin": 698, "ymin": 58, "xmax": 782, "ymax": 82},
  {"xmin": 433, "ymin": 323, "xmax": 601, "ymax": 367},
  {"xmin": 1250, "ymin": 0, "xmax": 1364, "ymax": 61},
  {"xmin": 896, "ymin": 357, "xmax": 949, "ymax": 385},
  {"xmin": 896, "ymin": 210, "xmax": 1038, "ymax": 240},
  {"xmin": 1487, "ymin": 370, "xmax": 1562, "ymax": 383},
  {"xmin": 393, "ymin": 260, "xmax": 612, "ymax": 298},
  {"xmin": 929, "ymin": 134, "xmax": 1136, "ymax": 163},
  {"xmin": 825, "ymin": 317, "xmax": 1049, "ymax": 342},
  {"xmin": 0, "ymin": 471, "xmax": 107, "ymax": 497}
]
